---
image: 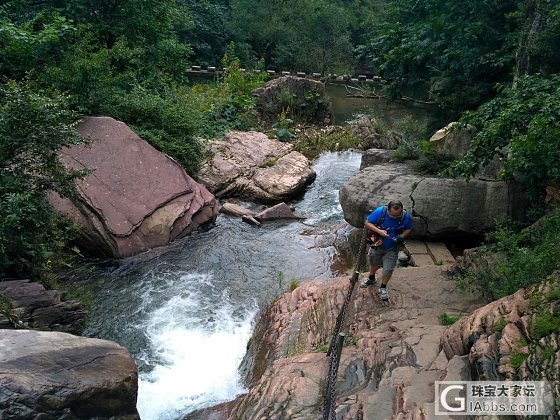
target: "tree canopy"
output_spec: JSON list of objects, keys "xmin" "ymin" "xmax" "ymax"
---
[{"xmin": 1, "ymin": 0, "xmax": 559, "ymax": 278}]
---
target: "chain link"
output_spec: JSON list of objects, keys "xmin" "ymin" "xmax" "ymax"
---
[{"xmin": 323, "ymin": 227, "xmax": 368, "ymax": 419}]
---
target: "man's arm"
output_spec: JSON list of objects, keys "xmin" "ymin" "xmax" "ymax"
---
[
  {"xmin": 396, "ymin": 213, "xmax": 413, "ymax": 242},
  {"xmin": 400, "ymin": 229, "xmax": 412, "ymax": 239},
  {"xmin": 365, "ymin": 220, "xmax": 389, "ymax": 237}
]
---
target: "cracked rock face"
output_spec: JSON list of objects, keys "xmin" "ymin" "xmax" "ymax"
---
[
  {"xmin": 48, "ymin": 117, "xmax": 220, "ymax": 258},
  {"xmin": 339, "ymin": 162, "xmax": 526, "ymax": 237},
  {"xmin": 197, "ymin": 131, "xmax": 316, "ymax": 203},
  {"xmin": 0, "ymin": 330, "xmax": 139, "ymax": 419}
]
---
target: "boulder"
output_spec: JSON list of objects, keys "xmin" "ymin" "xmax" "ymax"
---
[
  {"xmin": 352, "ymin": 116, "xmax": 403, "ymax": 150},
  {"xmin": 48, "ymin": 117, "xmax": 220, "ymax": 258},
  {"xmin": 359, "ymin": 148, "xmax": 399, "ymax": 169},
  {"xmin": 429, "ymin": 122, "xmax": 476, "ymax": 157},
  {"xmin": 252, "ymin": 75, "xmax": 334, "ymax": 124},
  {"xmin": 197, "ymin": 131, "xmax": 316, "ymax": 203},
  {"xmin": 339, "ymin": 163, "xmax": 526, "ymax": 238},
  {"xmin": 429, "ymin": 122, "xmax": 503, "ymax": 179},
  {"xmin": 0, "ymin": 280, "xmax": 86, "ymax": 333},
  {"xmin": 0, "ymin": 329, "xmax": 139, "ymax": 419}
]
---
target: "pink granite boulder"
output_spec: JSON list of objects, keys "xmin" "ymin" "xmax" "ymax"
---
[{"xmin": 48, "ymin": 117, "xmax": 220, "ymax": 258}]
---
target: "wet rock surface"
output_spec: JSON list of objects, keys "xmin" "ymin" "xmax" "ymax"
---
[
  {"xmin": 230, "ymin": 262, "xmax": 482, "ymax": 419},
  {"xmin": 0, "ymin": 280, "xmax": 86, "ymax": 333}
]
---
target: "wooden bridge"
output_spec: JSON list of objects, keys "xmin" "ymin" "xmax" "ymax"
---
[{"xmin": 186, "ymin": 65, "xmax": 386, "ymax": 84}]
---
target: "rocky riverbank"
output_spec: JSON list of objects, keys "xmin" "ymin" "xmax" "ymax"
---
[
  {"xmin": 205, "ymin": 244, "xmax": 559, "ymax": 419},
  {"xmin": 0, "ymin": 280, "xmax": 85, "ymax": 333}
]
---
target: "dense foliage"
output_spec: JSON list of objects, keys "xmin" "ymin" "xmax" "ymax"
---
[
  {"xmin": 0, "ymin": 82, "xmax": 83, "ymax": 279},
  {"xmin": 1, "ymin": 0, "xmax": 559, "ymax": 281},
  {"xmin": 0, "ymin": 0, "xmax": 269, "ymax": 278},
  {"xmin": 449, "ymin": 74, "xmax": 560, "ymax": 197},
  {"xmin": 453, "ymin": 208, "xmax": 560, "ymax": 301}
]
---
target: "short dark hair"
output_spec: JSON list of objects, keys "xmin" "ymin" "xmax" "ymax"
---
[{"xmin": 388, "ymin": 200, "xmax": 403, "ymax": 210}]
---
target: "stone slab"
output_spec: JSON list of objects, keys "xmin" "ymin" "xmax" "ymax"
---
[
  {"xmin": 405, "ymin": 325, "xmax": 445, "ymax": 368},
  {"xmin": 403, "ymin": 370, "xmax": 443, "ymax": 412},
  {"xmin": 405, "ymin": 240, "xmax": 429, "ymax": 254},
  {"xmin": 363, "ymin": 385, "xmax": 396, "ymax": 420},
  {"xmin": 412, "ymin": 253, "xmax": 435, "ymax": 267},
  {"xmin": 427, "ymin": 242, "xmax": 456, "ymax": 264}
]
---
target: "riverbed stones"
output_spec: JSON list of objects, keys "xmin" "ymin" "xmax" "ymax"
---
[
  {"xmin": 359, "ymin": 148, "xmax": 399, "ymax": 169},
  {"xmin": 220, "ymin": 202, "xmax": 257, "ymax": 218},
  {"xmin": 339, "ymin": 163, "xmax": 526, "ymax": 237},
  {"xmin": 0, "ymin": 329, "xmax": 139, "ymax": 419},
  {"xmin": 255, "ymin": 202, "xmax": 305, "ymax": 222},
  {"xmin": 48, "ymin": 116, "xmax": 220, "ymax": 258},
  {"xmin": 352, "ymin": 116, "xmax": 403, "ymax": 150},
  {"xmin": 197, "ymin": 131, "xmax": 316, "ymax": 203}
]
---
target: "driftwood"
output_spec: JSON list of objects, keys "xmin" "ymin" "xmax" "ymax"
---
[{"xmin": 343, "ymin": 84, "xmax": 436, "ymax": 105}]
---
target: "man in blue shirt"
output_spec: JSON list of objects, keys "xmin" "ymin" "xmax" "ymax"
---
[{"xmin": 360, "ymin": 200, "xmax": 413, "ymax": 300}]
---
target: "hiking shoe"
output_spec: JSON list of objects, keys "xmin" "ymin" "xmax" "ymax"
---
[
  {"xmin": 379, "ymin": 287, "xmax": 389, "ymax": 300},
  {"xmin": 360, "ymin": 276, "xmax": 376, "ymax": 288}
]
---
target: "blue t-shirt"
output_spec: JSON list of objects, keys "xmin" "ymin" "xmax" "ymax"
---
[{"xmin": 367, "ymin": 206, "xmax": 413, "ymax": 249}]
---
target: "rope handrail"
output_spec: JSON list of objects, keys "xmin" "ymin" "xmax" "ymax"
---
[{"xmin": 323, "ymin": 226, "xmax": 368, "ymax": 419}]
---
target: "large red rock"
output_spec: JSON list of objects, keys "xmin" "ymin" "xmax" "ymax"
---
[{"xmin": 48, "ymin": 117, "xmax": 220, "ymax": 258}]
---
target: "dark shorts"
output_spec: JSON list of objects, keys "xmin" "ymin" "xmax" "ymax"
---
[{"xmin": 368, "ymin": 247, "xmax": 398, "ymax": 275}]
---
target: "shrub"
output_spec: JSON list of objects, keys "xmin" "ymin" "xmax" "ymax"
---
[
  {"xmin": 412, "ymin": 148, "xmax": 456, "ymax": 175},
  {"xmin": 106, "ymin": 86, "xmax": 203, "ymax": 174},
  {"xmin": 289, "ymin": 277, "xmax": 300, "ymax": 292},
  {"xmin": 439, "ymin": 312, "xmax": 461, "ymax": 326},
  {"xmin": 532, "ymin": 310, "xmax": 560, "ymax": 340},
  {"xmin": 293, "ymin": 126, "xmax": 360, "ymax": 160},
  {"xmin": 450, "ymin": 74, "xmax": 560, "ymax": 201}
]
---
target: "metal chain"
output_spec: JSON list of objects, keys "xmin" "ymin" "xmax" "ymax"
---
[{"xmin": 323, "ymin": 227, "xmax": 368, "ymax": 419}]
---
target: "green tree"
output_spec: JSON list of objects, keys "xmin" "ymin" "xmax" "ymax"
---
[
  {"xmin": 361, "ymin": 0, "xmax": 520, "ymax": 110},
  {"xmin": 0, "ymin": 82, "xmax": 84, "ymax": 279},
  {"xmin": 0, "ymin": 11, "xmax": 76, "ymax": 81},
  {"xmin": 231, "ymin": 0, "xmax": 353, "ymax": 73},
  {"xmin": 181, "ymin": 0, "xmax": 234, "ymax": 67}
]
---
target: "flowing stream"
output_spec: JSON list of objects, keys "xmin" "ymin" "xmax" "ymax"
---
[
  {"xmin": 58, "ymin": 88, "xmax": 438, "ymax": 419},
  {"xmin": 59, "ymin": 151, "xmax": 362, "ymax": 419}
]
